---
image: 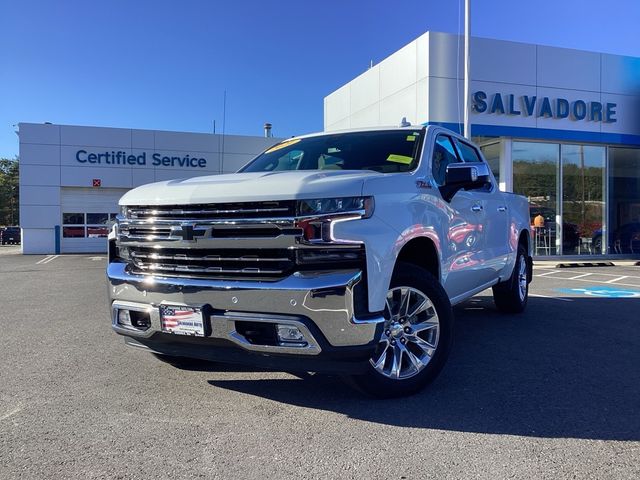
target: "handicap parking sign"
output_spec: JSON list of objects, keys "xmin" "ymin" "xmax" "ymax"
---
[{"xmin": 556, "ymin": 285, "xmax": 640, "ymax": 298}]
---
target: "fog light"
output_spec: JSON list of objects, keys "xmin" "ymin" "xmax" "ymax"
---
[
  {"xmin": 276, "ymin": 324, "xmax": 305, "ymax": 343},
  {"xmin": 118, "ymin": 309, "xmax": 132, "ymax": 326}
]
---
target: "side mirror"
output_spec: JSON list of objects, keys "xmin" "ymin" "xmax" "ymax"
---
[{"xmin": 440, "ymin": 162, "xmax": 491, "ymax": 202}]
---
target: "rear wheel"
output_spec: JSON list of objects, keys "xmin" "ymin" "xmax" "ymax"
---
[
  {"xmin": 492, "ymin": 244, "xmax": 529, "ymax": 313},
  {"xmin": 348, "ymin": 262, "xmax": 453, "ymax": 398}
]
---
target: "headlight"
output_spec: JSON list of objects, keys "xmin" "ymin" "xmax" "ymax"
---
[
  {"xmin": 296, "ymin": 197, "xmax": 374, "ymax": 218},
  {"xmin": 119, "ymin": 205, "xmax": 128, "ymax": 218},
  {"xmin": 117, "ymin": 246, "xmax": 131, "ymax": 261},
  {"xmin": 295, "ymin": 197, "xmax": 374, "ymax": 243}
]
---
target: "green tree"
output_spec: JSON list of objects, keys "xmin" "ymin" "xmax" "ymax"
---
[{"xmin": 0, "ymin": 157, "xmax": 19, "ymax": 226}]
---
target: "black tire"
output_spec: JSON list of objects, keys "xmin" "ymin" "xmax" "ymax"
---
[
  {"xmin": 492, "ymin": 244, "xmax": 529, "ymax": 313},
  {"xmin": 348, "ymin": 262, "xmax": 453, "ymax": 398}
]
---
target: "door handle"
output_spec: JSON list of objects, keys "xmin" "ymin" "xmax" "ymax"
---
[
  {"xmin": 497, "ymin": 206, "xmax": 508, "ymax": 212},
  {"xmin": 471, "ymin": 204, "xmax": 483, "ymax": 212}
]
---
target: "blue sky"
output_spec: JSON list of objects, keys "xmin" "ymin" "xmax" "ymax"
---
[{"xmin": 1, "ymin": 0, "xmax": 639, "ymax": 158}]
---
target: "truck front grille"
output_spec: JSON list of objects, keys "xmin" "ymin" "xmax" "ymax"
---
[
  {"xmin": 128, "ymin": 247, "xmax": 296, "ymax": 279},
  {"xmin": 117, "ymin": 201, "xmax": 365, "ymax": 280},
  {"xmin": 118, "ymin": 201, "xmax": 298, "ymax": 243}
]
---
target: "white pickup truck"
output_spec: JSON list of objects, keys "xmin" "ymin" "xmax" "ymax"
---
[{"xmin": 108, "ymin": 125, "xmax": 532, "ymax": 397}]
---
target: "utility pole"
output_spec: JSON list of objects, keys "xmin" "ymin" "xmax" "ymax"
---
[{"xmin": 463, "ymin": 0, "xmax": 471, "ymax": 139}]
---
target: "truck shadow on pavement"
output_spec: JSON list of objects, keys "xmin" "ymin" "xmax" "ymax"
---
[{"xmin": 206, "ymin": 295, "xmax": 640, "ymax": 441}]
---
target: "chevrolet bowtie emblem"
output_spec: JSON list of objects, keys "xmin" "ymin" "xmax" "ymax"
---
[{"xmin": 173, "ymin": 223, "xmax": 207, "ymax": 241}]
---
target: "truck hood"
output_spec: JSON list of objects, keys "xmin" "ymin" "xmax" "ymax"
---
[{"xmin": 119, "ymin": 170, "xmax": 383, "ymax": 205}]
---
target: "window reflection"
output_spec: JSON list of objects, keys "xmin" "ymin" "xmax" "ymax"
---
[
  {"xmin": 513, "ymin": 142, "xmax": 559, "ymax": 255},
  {"xmin": 480, "ymin": 142, "xmax": 500, "ymax": 186},
  {"xmin": 609, "ymin": 147, "xmax": 640, "ymax": 254},
  {"xmin": 562, "ymin": 145, "xmax": 605, "ymax": 255}
]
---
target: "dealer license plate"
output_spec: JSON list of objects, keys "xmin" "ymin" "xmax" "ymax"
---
[{"xmin": 159, "ymin": 305, "xmax": 206, "ymax": 337}]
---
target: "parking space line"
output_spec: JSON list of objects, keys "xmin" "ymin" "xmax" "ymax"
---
[
  {"xmin": 568, "ymin": 273, "xmax": 592, "ymax": 279},
  {"xmin": 605, "ymin": 276, "xmax": 628, "ymax": 283},
  {"xmin": 35, "ymin": 255, "xmax": 55, "ymax": 265},
  {"xmin": 37, "ymin": 255, "xmax": 60, "ymax": 265},
  {"xmin": 529, "ymin": 293, "xmax": 573, "ymax": 302},
  {"xmin": 42, "ymin": 255, "xmax": 60, "ymax": 264},
  {"xmin": 536, "ymin": 270, "xmax": 559, "ymax": 277}
]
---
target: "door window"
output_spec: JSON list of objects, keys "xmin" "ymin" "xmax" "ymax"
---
[
  {"xmin": 432, "ymin": 135, "xmax": 461, "ymax": 186},
  {"xmin": 453, "ymin": 138, "xmax": 482, "ymax": 163}
]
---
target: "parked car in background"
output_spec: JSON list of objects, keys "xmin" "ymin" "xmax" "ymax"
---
[
  {"xmin": 592, "ymin": 222, "xmax": 640, "ymax": 254},
  {"xmin": 0, "ymin": 226, "xmax": 21, "ymax": 245}
]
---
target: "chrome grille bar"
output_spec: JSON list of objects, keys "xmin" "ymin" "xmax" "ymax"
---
[
  {"xmin": 125, "ymin": 201, "xmax": 297, "ymax": 220},
  {"xmin": 117, "ymin": 201, "xmax": 309, "ymax": 280}
]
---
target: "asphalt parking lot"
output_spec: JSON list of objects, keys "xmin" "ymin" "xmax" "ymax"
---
[{"xmin": 0, "ymin": 251, "xmax": 638, "ymax": 479}]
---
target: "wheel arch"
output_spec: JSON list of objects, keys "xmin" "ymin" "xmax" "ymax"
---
[{"xmin": 394, "ymin": 236, "xmax": 441, "ymax": 283}]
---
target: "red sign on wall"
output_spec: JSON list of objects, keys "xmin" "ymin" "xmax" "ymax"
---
[{"xmin": 92, "ymin": 179, "xmax": 101, "ymax": 187}]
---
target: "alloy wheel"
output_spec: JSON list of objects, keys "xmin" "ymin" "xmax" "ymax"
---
[{"xmin": 369, "ymin": 286, "xmax": 440, "ymax": 380}]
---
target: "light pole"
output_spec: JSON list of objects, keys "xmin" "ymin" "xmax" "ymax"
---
[{"xmin": 463, "ymin": 0, "xmax": 471, "ymax": 139}]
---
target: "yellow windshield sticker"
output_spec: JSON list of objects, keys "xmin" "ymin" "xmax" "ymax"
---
[
  {"xmin": 406, "ymin": 135, "xmax": 416, "ymax": 142},
  {"xmin": 265, "ymin": 138, "xmax": 301, "ymax": 154},
  {"xmin": 387, "ymin": 154, "xmax": 413, "ymax": 165}
]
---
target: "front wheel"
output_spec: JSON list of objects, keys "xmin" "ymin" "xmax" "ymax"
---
[{"xmin": 348, "ymin": 262, "xmax": 453, "ymax": 398}]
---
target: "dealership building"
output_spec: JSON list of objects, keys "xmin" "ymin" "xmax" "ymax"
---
[
  {"xmin": 18, "ymin": 124, "xmax": 279, "ymax": 253},
  {"xmin": 17, "ymin": 31, "xmax": 640, "ymax": 257},
  {"xmin": 325, "ymin": 31, "xmax": 640, "ymax": 257}
]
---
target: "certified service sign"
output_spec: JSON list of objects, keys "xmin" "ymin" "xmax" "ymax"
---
[{"xmin": 75, "ymin": 150, "xmax": 208, "ymax": 168}]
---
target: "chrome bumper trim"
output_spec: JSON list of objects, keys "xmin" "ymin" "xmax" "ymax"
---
[
  {"xmin": 111, "ymin": 301, "xmax": 322, "ymax": 355},
  {"xmin": 107, "ymin": 262, "xmax": 383, "ymax": 347}
]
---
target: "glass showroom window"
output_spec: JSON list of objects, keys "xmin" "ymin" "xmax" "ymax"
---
[
  {"xmin": 479, "ymin": 142, "xmax": 500, "ymax": 186},
  {"xmin": 561, "ymin": 145, "xmax": 605, "ymax": 255},
  {"xmin": 608, "ymin": 147, "xmax": 640, "ymax": 254},
  {"xmin": 513, "ymin": 141, "xmax": 559, "ymax": 255},
  {"xmin": 63, "ymin": 213, "xmax": 85, "ymax": 238}
]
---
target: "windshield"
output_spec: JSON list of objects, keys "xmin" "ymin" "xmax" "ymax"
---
[{"xmin": 240, "ymin": 129, "xmax": 424, "ymax": 173}]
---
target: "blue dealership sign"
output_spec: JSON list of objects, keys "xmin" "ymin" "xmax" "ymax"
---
[{"xmin": 472, "ymin": 91, "xmax": 617, "ymax": 123}]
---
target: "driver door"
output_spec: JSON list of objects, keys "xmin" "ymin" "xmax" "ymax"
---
[{"xmin": 432, "ymin": 134, "xmax": 489, "ymax": 300}]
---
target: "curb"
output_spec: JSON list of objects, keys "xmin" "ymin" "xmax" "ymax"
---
[{"xmin": 555, "ymin": 262, "xmax": 615, "ymax": 268}]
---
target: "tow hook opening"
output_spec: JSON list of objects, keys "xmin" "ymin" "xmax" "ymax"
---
[
  {"xmin": 116, "ymin": 308, "xmax": 151, "ymax": 331},
  {"xmin": 235, "ymin": 321, "xmax": 308, "ymax": 347}
]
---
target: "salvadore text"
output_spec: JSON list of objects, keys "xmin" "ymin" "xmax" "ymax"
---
[
  {"xmin": 76, "ymin": 150, "xmax": 207, "ymax": 168},
  {"xmin": 473, "ymin": 91, "xmax": 617, "ymax": 123}
]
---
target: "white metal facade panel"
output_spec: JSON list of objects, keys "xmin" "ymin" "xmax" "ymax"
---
[
  {"xmin": 380, "ymin": 84, "xmax": 417, "ymax": 126},
  {"xmin": 536, "ymin": 45, "xmax": 601, "ymax": 92},
  {"xmin": 472, "ymin": 37, "xmax": 537, "ymax": 85},
  {"xmin": 350, "ymin": 67, "xmax": 380, "ymax": 115},
  {"xmin": 379, "ymin": 41, "xmax": 417, "ymax": 99},
  {"xmin": 601, "ymin": 54, "xmax": 640, "ymax": 95},
  {"xmin": 324, "ymin": 84, "xmax": 351, "ymax": 127}
]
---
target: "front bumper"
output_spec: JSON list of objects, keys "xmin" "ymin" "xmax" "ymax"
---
[{"xmin": 107, "ymin": 262, "xmax": 384, "ymax": 366}]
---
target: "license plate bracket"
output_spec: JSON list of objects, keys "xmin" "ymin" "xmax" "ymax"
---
[{"xmin": 159, "ymin": 304, "xmax": 207, "ymax": 337}]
